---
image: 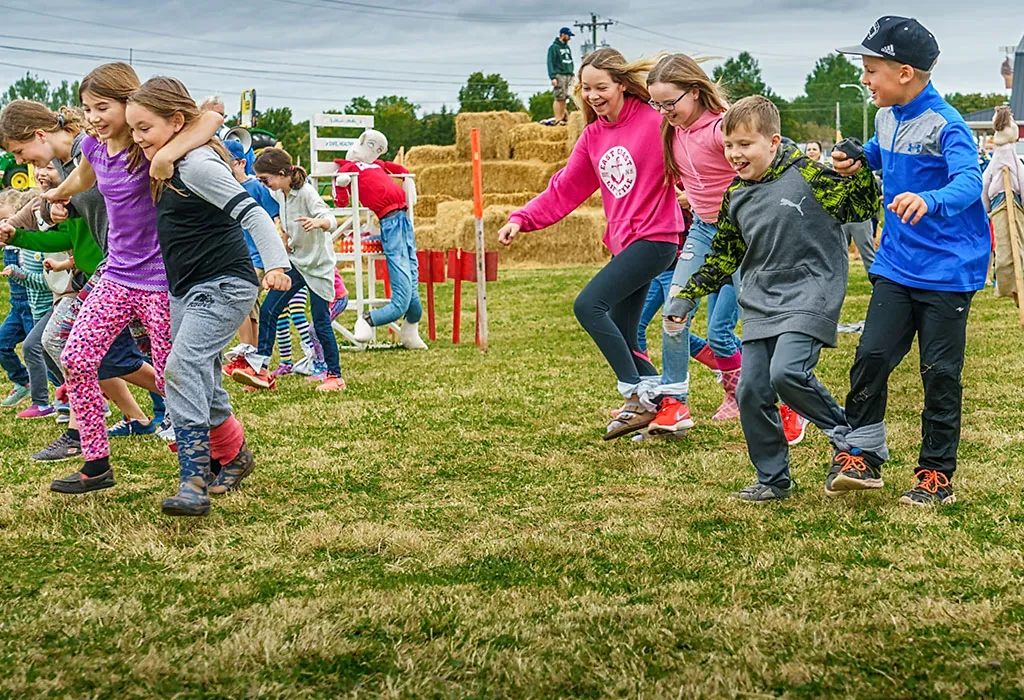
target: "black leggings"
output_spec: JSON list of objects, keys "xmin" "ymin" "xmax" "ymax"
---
[{"xmin": 573, "ymin": 239, "xmax": 677, "ymax": 388}]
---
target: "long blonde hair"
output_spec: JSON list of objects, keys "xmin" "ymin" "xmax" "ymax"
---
[
  {"xmin": 79, "ymin": 62, "xmax": 145, "ymax": 172},
  {"xmin": 127, "ymin": 76, "xmax": 231, "ymax": 202},
  {"xmin": 647, "ymin": 53, "xmax": 728, "ymax": 185},
  {"xmin": 574, "ymin": 48, "xmax": 660, "ymax": 125},
  {"xmin": 0, "ymin": 100, "xmax": 91, "ymax": 149}
]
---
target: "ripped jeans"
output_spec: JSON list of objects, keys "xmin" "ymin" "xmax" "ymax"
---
[{"xmin": 657, "ymin": 219, "xmax": 741, "ymax": 402}]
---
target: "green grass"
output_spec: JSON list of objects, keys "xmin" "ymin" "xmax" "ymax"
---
[{"xmin": 3, "ymin": 265, "xmax": 1024, "ymax": 698}]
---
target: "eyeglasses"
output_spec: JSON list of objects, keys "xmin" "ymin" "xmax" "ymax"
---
[
  {"xmin": 648, "ymin": 94, "xmax": 687, "ymax": 112},
  {"xmin": 257, "ymin": 175, "xmax": 271, "ymax": 185}
]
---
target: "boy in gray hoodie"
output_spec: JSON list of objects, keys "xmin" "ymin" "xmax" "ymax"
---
[{"xmin": 664, "ymin": 96, "xmax": 880, "ymax": 502}]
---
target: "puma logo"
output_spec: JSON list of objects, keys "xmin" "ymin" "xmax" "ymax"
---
[{"xmin": 780, "ymin": 196, "xmax": 807, "ymax": 216}]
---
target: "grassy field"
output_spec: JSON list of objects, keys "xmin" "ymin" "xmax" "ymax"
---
[{"xmin": 2, "ymin": 265, "xmax": 1024, "ymax": 698}]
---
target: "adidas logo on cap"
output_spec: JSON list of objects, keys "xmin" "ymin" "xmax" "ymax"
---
[{"xmin": 880, "ymin": 44, "xmax": 895, "ymax": 56}]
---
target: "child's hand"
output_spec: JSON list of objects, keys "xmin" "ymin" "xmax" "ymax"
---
[
  {"xmin": 830, "ymin": 151, "xmax": 863, "ymax": 177},
  {"xmin": 295, "ymin": 216, "xmax": 326, "ymax": 232},
  {"xmin": 888, "ymin": 192, "xmax": 928, "ymax": 225},
  {"xmin": 50, "ymin": 203, "xmax": 69, "ymax": 224},
  {"xmin": 677, "ymin": 189, "xmax": 690, "ymax": 211},
  {"xmin": 0, "ymin": 265, "xmax": 12, "ymax": 277},
  {"xmin": 263, "ymin": 268, "xmax": 292, "ymax": 291},
  {"xmin": 149, "ymin": 152, "xmax": 174, "ymax": 181},
  {"xmin": 0, "ymin": 220, "xmax": 14, "ymax": 244},
  {"xmin": 663, "ymin": 295, "xmax": 696, "ymax": 329},
  {"xmin": 41, "ymin": 189, "xmax": 70, "ymax": 205},
  {"xmin": 497, "ymin": 221, "xmax": 521, "ymax": 246},
  {"xmin": 44, "ymin": 257, "xmax": 73, "ymax": 272}
]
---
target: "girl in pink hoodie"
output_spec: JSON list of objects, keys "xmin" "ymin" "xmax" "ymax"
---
[{"xmin": 498, "ymin": 48, "xmax": 684, "ymax": 440}]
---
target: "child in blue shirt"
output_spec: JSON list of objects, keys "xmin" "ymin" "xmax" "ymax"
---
[{"xmin": 828, "ymin": 16, "xmax": 990, "ymax": 506}]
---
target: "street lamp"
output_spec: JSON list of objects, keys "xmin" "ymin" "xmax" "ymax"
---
[{"xmin": 841, "ymin": 83, "xmax": 870, "ymax": 142}]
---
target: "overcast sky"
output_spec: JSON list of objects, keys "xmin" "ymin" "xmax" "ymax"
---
[{"xmin": 0, "ymin": 0, "xmax": 1017, "ymax": 123}]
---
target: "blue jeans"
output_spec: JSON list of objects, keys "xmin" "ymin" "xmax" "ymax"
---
[
  {"xmin": 369, "ymin": 210, "xmax": 423, "ymax": 327},
  {"xmin": 0, "ymin": 294, "xmax": 34, "ymax": 387},
  {"xmin": 658, "ymin": 219, "xmax": 741, "ymax": 401},
  {"xmin": 637, "ymin": 268, "xmax": 719, "ymax": 358},
  {"xmin": 259, "ymin": 267, "xmax": 341, "ymax": 377}
]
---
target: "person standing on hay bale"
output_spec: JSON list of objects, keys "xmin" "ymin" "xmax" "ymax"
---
[
  {"xmin": 498, "ymin": 48, "xmax": 685, "ymax": 441},
  {"xmin": 542, "ymin": 27, "xmax": 575, "ymax": 127},
  {"xmin": 337, "ymin": 129, "xmax": 428, "ymax": 350},
  {"xmin": 982, "ymin": 106, "xmax": 1024, "ymax": 302}
]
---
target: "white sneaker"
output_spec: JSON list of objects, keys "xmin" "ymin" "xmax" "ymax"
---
[
  {"xmin": 353, "ymin": 314, "xmax": 374, "ymax": 343},
  {"xmin": 400, "ymin": 321, "xmax": 428, "ymax": 350}
]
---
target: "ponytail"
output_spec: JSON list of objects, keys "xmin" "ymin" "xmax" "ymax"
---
[{"xmin": 254, "ymin": 147, "xmax": 306, "ymax": 189}]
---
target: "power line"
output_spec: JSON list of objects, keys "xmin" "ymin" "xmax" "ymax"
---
[{"xmin": 610, "ymin": 17, "xmax": 810, "ymax": 61}]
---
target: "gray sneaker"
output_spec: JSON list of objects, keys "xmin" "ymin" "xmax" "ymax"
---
[
  {"xmin": 728, "ymin": 482, "xmax": 792, "ymax": 503},
  {"xmin": 32, "ymin": 432, "xmax": 82, "ymax": 462}
]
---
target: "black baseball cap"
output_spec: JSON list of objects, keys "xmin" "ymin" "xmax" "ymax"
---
[
  {"xmin": 559, "ymin": 26, "xmax": 574, "ymax": 37},
  {"xmin": 838, "ymin": 16, "xmax": 940, "ymax": 72}
]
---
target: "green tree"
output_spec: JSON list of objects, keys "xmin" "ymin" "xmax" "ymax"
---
[
  {"xmin": 794, "ymin": 54, "xmax": 876, "ymax": 141},
  {"xmin": 372, "ymin": 96, "xmax": 419, "ymax": 160},
  {"xmin": 458, "ymin": 72, "xmax": 525, "ymax": 113},
  {"xmin": 344, "ymin": 96, "xmax": 374, "ymax": 115},
  {"xmin": 528, "ymin": 90, "xmax": 576, "ymax": 121},
  {"xmin": 944, "ymin": 92, "xmax": 1007, "ymax": 117},
  {"xmin": 416, "ymin": 105, "xmax": 456, "ymax": 146},
  {"xmin": 2, "ymin": 73, "xmax": 52, "ymax": 106},
  {"xmin": 254, "ymin": 106, "xmax": 309, "ymax": 162},
  {"xmin": 48, "ymin": 80, "xmax": 80, "ymax": 109},
  {"xmin": 712, "ymin": 52, "xmax": 775, "ymax": 101}
]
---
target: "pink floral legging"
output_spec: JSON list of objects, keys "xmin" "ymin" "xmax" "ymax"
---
[{"xmin": 61, "ymin": 277, "xmax": 171, "ymax": 461}]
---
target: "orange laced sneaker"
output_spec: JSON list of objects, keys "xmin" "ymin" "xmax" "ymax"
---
[
  {"xmin": 899, "ymin": 469, "xmax": 955, "ymax": 506},
  {"xmin": 825, "ymin": 448, "xmax": 883, "ymax": 495}
]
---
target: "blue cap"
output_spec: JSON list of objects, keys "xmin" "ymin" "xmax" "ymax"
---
[
  {"xmin": 223, "ymin": 139, "xmax": 247, "ymax": 161},
  {"xmin": 559, "ymin": 26, "xmax": 574, "ymax": 37}
]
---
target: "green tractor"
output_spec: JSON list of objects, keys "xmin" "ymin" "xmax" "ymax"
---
[{"xmin": 0, "ymin": 150, "xmax": 34, "ymax": 191}]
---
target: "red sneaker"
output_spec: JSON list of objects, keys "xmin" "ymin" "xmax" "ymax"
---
[
  {"xmin": 231, "ymin": 365, "xmax": 275, "ymax": 390},
  {"xmin": 222, "ymin": 355, "xmax": 248, "ymax": 378},
  {"xmin": 315, "ymin": 375, "xmax": 346, "ymax": 392},
  {"xmin": 780, "ymin": 404, "xmax": 809, "ymax": 446},
  {"xmin": 647, "ymin": 398, "xmax": 695, "ymax": 434}
]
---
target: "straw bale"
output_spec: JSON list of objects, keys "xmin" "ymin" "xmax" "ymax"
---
[
  {"xmin": 567, "ymin": 112, "xmax": 585, "ymax": 148},
  {"xmin": 483, "ymin": 192, "xmax": 536, "ymax": 208},
  {"xmin": 416, "ymin": 161, "xmax": 555, "ymax": 200},
  {"xmin": 412, "ymin": 222, "xmax": 443, "ymax": 250},
  {"xmin": 435, "ymin": 200, "xmax": 476, "ymax": 239},
  {"xmin": 455, "ymin": 111, "xmax": 530, "ymax": 160},
  {"xmin": 413, "ymin": 193, "xmax": 456, "ymax": 219},
  {"xmin": 405, "ymin": 145, "xmax": 458, "ymax": 170},
  {"xmin": 512, "ymin": 139, "xmax": 569, "ymax": 162},
  {"xmin": 509, "ymin": 122, "xmax": 569, "ymax": 147}
]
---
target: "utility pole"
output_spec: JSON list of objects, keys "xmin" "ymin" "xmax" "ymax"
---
[
  {"xmin": 835, "ymin": 101, "xmax": 841, "ymax": 143},
  {"xmin": 575, "ymin": 13, "xmax": 614, "ymax": 56},
  {"xmin": 841, "ymin": 83, "xmax": 870, "ymax": 142}
]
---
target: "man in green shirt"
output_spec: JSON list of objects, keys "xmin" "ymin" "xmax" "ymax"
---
[{"xmin": 546, "ymin": 27, "xmax": 575, "ymax": 125}]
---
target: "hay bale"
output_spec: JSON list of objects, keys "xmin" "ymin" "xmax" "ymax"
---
[
  {"xmin": 413, "ymin": 193, "xmax": 456, "ymax": 219},
  {"xmin": 435, "ymin": 200, "xmax": 475, "ymax": 239},
  {"xmin": 417, "ymin": 161, "xmax": 555, "ymax": 200},
  {"xmin": 412, "ymin": 222, "xmax": 443, "ymax": 250},
  {"xmin": 512, "ymin": 140, "xmax": 569, "ymax": 162},
  {"xmin": 455, "ymin": 111, "xmax": 531, "ymax": 161},
  {"xmin": 567, "ymin": 112, "xmax": 585, "ymax": 148},
  {"xmin": 509, "ymin": 122, "xmax": 569, "ymax": 147},
  {"xmin": 484, "ymin": 192, "xmax": 536, "ymax": 208},
  {"xmin": 405, "ymin": 145, "xmax": 458, "ymax": 170}
]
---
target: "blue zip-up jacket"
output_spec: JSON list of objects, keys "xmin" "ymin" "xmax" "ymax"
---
[{"xmin": 864, "ymin": 82, "xmax": 989, "ymax": 292}]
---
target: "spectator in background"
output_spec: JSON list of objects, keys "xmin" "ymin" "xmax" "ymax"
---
[
  {"xmin": 805, "ymin": 140, "xmax": 823, "ymax": 163},
  {"xmin": 543, "ymin": 27, "xmax": 575, "ymax": 126}
]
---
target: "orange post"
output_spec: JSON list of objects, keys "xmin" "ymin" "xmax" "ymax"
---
[{"xmin": 470, "ymin": 128, "xmax": 489, "ymax": 352}]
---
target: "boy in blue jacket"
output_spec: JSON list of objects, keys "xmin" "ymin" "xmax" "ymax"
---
[{"xmin": 828, "ymin": 16, "xmax": 989, "ymax": 506}]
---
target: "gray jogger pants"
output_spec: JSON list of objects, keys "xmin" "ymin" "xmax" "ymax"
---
[
  {"xmin": 23, "ymin": 307, "xmax": 63, "ymax": 406},
  {"xmin": 165, "ymin": 276, "xmax": 257, "ymax": 431},
  {"xmin": 737, "ymin": 332, "xmax": 847, "ymax": 487},
  {"xmin": 843, "ymin": 220, "xmax": 876, "ymax": 275}
]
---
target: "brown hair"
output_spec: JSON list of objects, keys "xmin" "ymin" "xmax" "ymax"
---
[
  {"xmin": 994, "ymin": 105, "xmax": 1013, "ymax": 132},
  {"xmin": 646, "ymin": 53, "xmax": 728, "ymax": 185},
  {"xmin": 128, "ymin": 76, "xmax": 231, "ymax": 202},
  {"xmin": 574, "ymin": 48, "xmax": 658, "ymax": 125},
  {"xmin": 79, "ymin": 62, "xmax": 144, "ymax": 172},
  {"xmin": 0, "ymin": 100, "xmax": 90, "ymax": 149},
  {"xmin": 253, "ymin": 147, "xmax": 307, "ymax": 190},
  {"xmin": 722, "ymin": 95, "xmax": 780, "ymax": 139}
]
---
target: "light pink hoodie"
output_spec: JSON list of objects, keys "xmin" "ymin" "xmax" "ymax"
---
[
  {"xmin": 509, "ymin": 96, "xmax": 684, "ymax": 255},
  {"xmin": 671, "ymin": 109, "xmax": 736, "ymax": 224}
]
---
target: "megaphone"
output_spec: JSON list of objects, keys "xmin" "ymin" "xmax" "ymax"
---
[{"xmin": 223, "ymin": 126, "xmax": 252, "ymax": 152}]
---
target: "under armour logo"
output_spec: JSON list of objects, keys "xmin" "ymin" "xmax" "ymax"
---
[
  {"xmin": 780, "ymin": 196, "xmax": 806, "ymax": 216},
  {"xmin": 880, "ymin": 44, "xmax": 895, "ymax": 56},
  {"xmin": 956, "ymin": 307, "xmax": 965, "ymax": 312}
]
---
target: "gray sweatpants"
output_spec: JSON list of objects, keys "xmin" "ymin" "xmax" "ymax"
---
[
  {"xmin": 843, "ymin": 220, "xmax": 876, "ymax": 275},
  {"xmin": 737, "ymin": 332, "xmax": 847, "ymax": 488},
  {"xmin": 23, "ymin": 307, "xmax": 63, "ymax": 407},
  {"xmin": 165, "ymin": 276, "xmax": 257, "ymax": 431}
]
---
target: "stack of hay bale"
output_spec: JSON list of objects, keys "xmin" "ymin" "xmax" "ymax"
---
[{"xmin": 407, "ymin": 111, "xmax": 608, "ymax": 266}]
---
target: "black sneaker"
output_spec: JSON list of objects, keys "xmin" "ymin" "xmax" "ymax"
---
[
  {"xmin": 728, "ymin": 482, "xmax": 792, "ymax": 503},
  {"xmin": 826, "ymin": 448, "xmax": 884, "ymax": 494},
  {"xmin": 31, "ymin": 433, "xmax": 82, "ymax": 462},
  {"xmin": 899, "ymin": 469, "xmax": 956, "ymax": 506},
  {"xmin": 50, "ymin": 469, "xmax": 115, "ymax": 494}
]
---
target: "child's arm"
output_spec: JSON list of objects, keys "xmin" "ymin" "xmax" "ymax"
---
[
  {"xmin": 44, "ymin": 158, "xmax": 97, "ymax": 202},
  {"xmin": 4, "ymin": 263, "xmax": 50, "ymax": 291},
  {"xmin": 894, "ymin": 122, "xmax": 983, "ymax": 225},
  {"xmin": 6, "ymin": 199, "xmax": 39, "ymax": 231},
  {"xmin": 2, "ymin": 224, "xmax": 75, "ymax": 253},
  {"xmin": 663, "ymin": 189, "xmax": 747, "ymax": 322},
  {"xmin": 804, "ymin": 158, "xmax": 881, "ymax": 225},
  {"xmin": 149, "ymin": 111, "xmax": 224, "ymax": 180},
  {"xmin": 295, "ymin": 186, "xmax": 338, "ymax": 232}
]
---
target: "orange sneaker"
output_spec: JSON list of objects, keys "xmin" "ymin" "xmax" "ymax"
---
[
  {"xmin": 647, "ymin": 397, "xmax": 695, "ymax": 434},
  {"xmin": 780, "ymin": 404, "xmax": 809, "ymax": 446},
  {"xmin": 315, "ymin": 375, "xmax": 346, "ymax": 392},
  {"xmin": 222, "ymin": 355, "xmax": 248, "ymax": 378},
  {"xmin": 231, "ymin": 365, "xmax": 275, "ymax": 390}
]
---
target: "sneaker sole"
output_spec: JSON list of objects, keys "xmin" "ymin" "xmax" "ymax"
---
[
  {"xmin": 161, "ymin": 502, "xmax": 211, "ymax": 517},
  {"xmin": 647, "ymin": 418, "xmax": 695, "ymax": 435},
  {"xmin": 898, "ymin": 493, "xmax": 957, "ymax": 507},
  {"xmin": 829, "ymin": 473, "xmax": 884, "ymax": 492},
  {"xmin": 231, "ymin": 368, "xmax": 270, "ymax": 389},
  {"xmin": 33, "ymin": 451, "xmax": 82, "ymax": 463},
  {"xmin": 50, "ymin": 479, "xmax": 114, "ymax": 494},
  {"xmin": 603, "ymin": 413, "xmax": 656, "ymax": 440},
  {"xmin": 786, "ymin": 428, "xmax": 808, "ymax": 446},
  {"xmin": 18, "ymin": 412, "xmax": 57, "ymax": 420},
  {"xmin": 632, "ymin": 428, "xmax": 688, "ymax": 442},
  {"xmin": 727, "ymin": 493, "xmax": 791, "ymax": 503}
]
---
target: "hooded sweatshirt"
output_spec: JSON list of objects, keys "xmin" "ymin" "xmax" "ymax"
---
[
  {"xmin": 671, "ymin": 110, "xmax": 736, "ymax": 224},
  {"xmin": 547, "ymin": 38, "xmax": 574, "ymax": 79},
  {"xmin": 509, "ymin": 96, "xmax": 684, "ymax": 255},
  {"xmin": 667, "ymin": 143, "xmax": 880, "ymax": 347}
]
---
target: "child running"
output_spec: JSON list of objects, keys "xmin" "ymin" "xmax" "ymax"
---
[
  {"xmin": 41, "ymin": 63, "xmax": 222, "ymax": 494},
  {"xmin": 664, "ymin": 96, "xmax": 880, "ymax": 502},
  {"xmin": 126, "ymin": 77, "xmax": 291, "ymax": 516},
  {"xmin": 234, "ymin": 147, "xmax": 343, "ymax": 391},
  {"xmin": 829, "ymin": 17, "xmax": 990, "ymax": 506},
  {"xmin": 497, "ymin": 48, "xmax": 684, "ymax": 439}
]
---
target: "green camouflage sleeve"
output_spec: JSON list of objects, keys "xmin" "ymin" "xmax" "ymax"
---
[
  {"xmin": 801, "ymin": 159, "xmax": 881, "ymax": 224},
  {"xmin": 674, "ymin": 185, "xmax": 747, "ymax": 302}
]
